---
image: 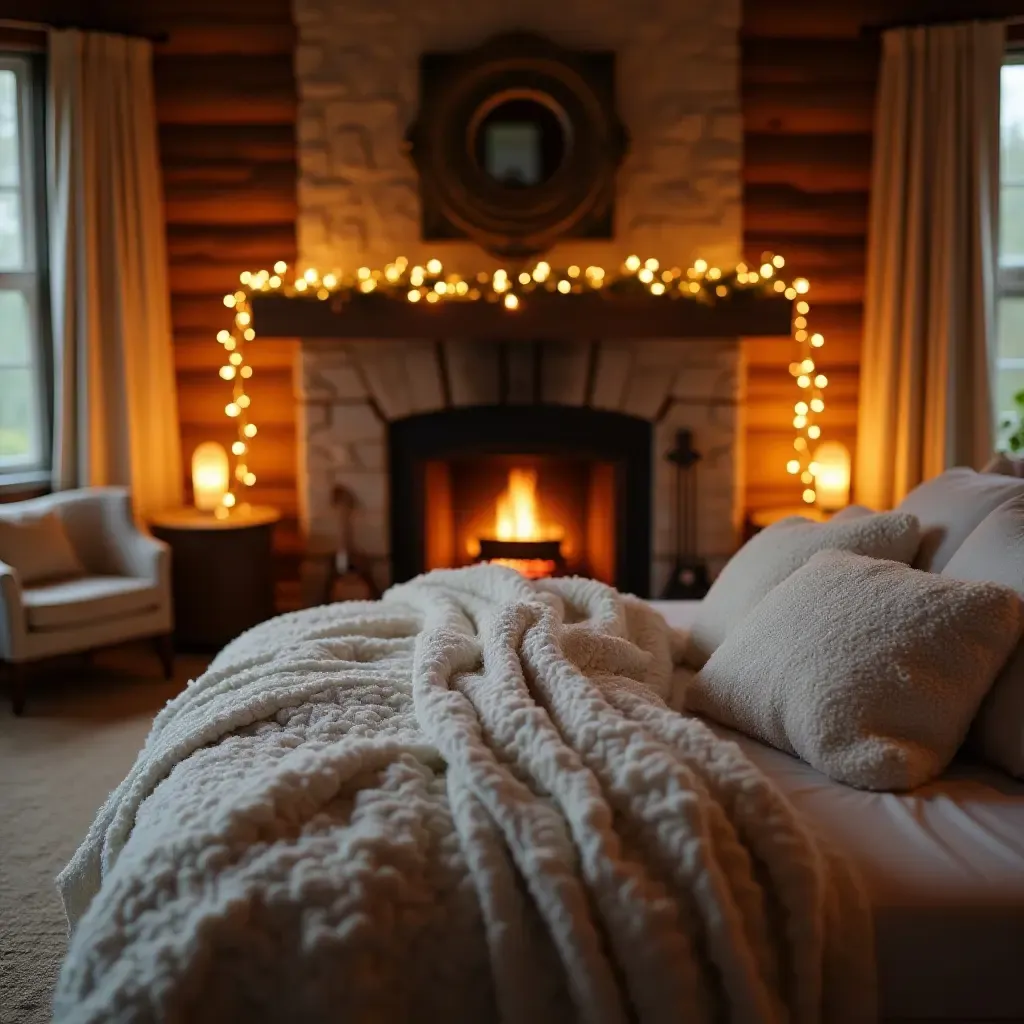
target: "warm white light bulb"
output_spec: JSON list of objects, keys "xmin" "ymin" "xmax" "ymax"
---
[{"xmin": 504, "ymin": 293, "xmax": 519, "ymax": 310}]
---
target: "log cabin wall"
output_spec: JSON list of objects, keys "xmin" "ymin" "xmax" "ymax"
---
[
  {"xmin": 740, "ymin": 0, "xmax": 1023, "ymax": 511},
  {"xmin": 109, "ymin": 1, "xmax": 303, "ymax": 602},
  {"xmin": 6, "ymin": 1, "xmax": 1022, "ymax": 596}
]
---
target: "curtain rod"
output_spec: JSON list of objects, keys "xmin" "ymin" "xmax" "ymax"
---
[
  {"xmin": 0, "ymin": 19, "xmax": 167, "ymax": 44},
  {"xmin": 862, "ymin": 12, "xmax": 1023, "ymax": 36}
]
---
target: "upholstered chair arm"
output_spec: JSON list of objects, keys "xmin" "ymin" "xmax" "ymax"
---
[
  {"xmin": 0, "ymin": 559, "xmax": 27, "ymax": 661},
  {"xmin": 95, "ymin": 491, "xmax": 170, "ymax": 587},
  {"xmin": 55, "ymin": 487, "xmax": 169, "ymax": 586}
]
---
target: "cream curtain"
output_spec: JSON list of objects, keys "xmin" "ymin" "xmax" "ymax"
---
[
  {"xmin": 48, "ymin": 30, "xmax": 182, "ymax": 518},
  {"xmin": 855, "ymin": 21, "xmax": 1004, "ymax": 510}
]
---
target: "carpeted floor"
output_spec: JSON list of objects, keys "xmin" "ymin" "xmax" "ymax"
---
[{"xmin": 0, "ymin": 645, "xmax": 210, "ymax": 1024}]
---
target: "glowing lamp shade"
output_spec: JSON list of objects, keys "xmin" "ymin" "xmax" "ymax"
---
[
  {"xmin": 813, "ymin": 441, "xmax": 851, "ymax": 512},
  {"xmin": 191, "ymin": 442, "xmax": 229, "ymax": 511}
]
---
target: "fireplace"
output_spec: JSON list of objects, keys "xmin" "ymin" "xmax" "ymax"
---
[
  {"xmin": 389, "ymin": 405, "xmax": 651, "ymax": 593},
  {"xmin": 287, "ymin": 2, "xmax": 758, "ymax": 605}
]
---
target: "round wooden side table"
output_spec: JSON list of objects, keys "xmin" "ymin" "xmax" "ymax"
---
[{"xmin": 150, "ymin": 506, "xmax": 280, "ymax": 651}]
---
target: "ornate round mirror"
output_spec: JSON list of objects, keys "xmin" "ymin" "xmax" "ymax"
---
[{"xmin": 407, "ymin": 33, "xmax": 627, "ymax": 258}]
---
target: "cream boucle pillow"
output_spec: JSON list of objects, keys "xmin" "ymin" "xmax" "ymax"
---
[
  {"xmin": 686, "ymin": 510, "xmax": 920, "ymax": 667},
  {"xmin": 897, "ymin": 467, "xmax": 1024, "ymax": 571},
  {"xmin": 942, "ymin": 495, "xmax": 1024, "ymax": 778},
  {"xmin": 687, "ymin": 551, "xmax": 1022, "ymax": 791},
  {"xmin": 0, "ymin": 510, "xmax": 85, "ymax": 585}
]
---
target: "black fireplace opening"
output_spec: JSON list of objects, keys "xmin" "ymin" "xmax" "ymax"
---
[{"xmin": 388, "ymin": 405, "xmax": 652, "ymax": 596}]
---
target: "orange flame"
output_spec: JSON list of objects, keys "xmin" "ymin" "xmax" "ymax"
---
[{"xmin": 496, "ymin": 468, "xmax": 544, "ymax": 540}]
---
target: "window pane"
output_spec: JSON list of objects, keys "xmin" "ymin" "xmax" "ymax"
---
[
  {"xmin": 1001, "ymin": 185, "xmax": 1024, "ymax": 264},
  {"xmin": 0, "ymin": 70, "xmax": 18, "ymax": 189},
  {"xmin": 1002, "ymin": 65, "xmax": 1024, "ymax": 184},
  {"xmin": 0, "ymin": 190, "xmax": 23, "ymax": 270},
  {"xmin": 0, "ymin": 366, "xmax": 38, "ymax": 462},
  {"xmin": 996, "ymin": 366, "xmax": 1024, "ymax": 417},
  {"xmin": 0, "ymin": 290, "xmax": 31, "ymax": 365},
  {"xmin": 998, "ymin": 296, "xmax": 1024, "ymax": 360}
]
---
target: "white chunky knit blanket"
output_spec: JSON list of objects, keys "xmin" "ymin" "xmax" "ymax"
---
[{"xmin": 55, "ymin": 566, "xmax": 874, "ymax": 1023}]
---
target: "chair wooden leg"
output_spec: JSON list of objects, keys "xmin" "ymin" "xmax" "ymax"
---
[
  {"xmin": 154, "ymin": 633, "xmax": 175, "ymax": 681},
  {"xmin": 10, "ymin": 662, "xmax": 26, "ymax": 716}
]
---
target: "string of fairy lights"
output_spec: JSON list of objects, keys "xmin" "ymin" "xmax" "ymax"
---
[{"xmin": 215, "ymin": 252, "xmax": 826, "ymax": 514}]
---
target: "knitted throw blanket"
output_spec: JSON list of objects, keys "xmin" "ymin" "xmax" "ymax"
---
[{"xmin": 55, "ymin": 566, "xmax": 874, "ymax": 1023}]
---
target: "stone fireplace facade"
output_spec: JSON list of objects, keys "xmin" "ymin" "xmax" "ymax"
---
[{"xmin": 292, "ymin": 0, "xmax": 744, "ymax": 597}]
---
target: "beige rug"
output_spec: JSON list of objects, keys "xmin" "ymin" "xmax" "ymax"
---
[{"xmin": 0, "ymin": 645, "xmax": 210, "ymax": 1024}]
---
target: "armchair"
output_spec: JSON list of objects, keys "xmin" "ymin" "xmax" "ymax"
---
[{"xmin": 0, "ymin": 487, "xmax": 173, "ymax": 715}]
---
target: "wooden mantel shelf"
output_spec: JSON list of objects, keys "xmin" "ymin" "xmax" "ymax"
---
[{"xmin": 250, "ymin": 290, "xmax": 794, "ymax": 341}]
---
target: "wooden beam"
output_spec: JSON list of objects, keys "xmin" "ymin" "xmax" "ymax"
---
[{"xmin": 250, "ymin": 291, "xmax": 795, "ymax": 342}]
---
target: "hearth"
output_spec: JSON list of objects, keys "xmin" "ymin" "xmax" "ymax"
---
[{"xmin": 389, "ymin": 405, "xmax": 651, "ymax": 594}]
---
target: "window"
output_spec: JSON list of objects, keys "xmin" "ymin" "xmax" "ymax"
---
[
  {"xmin": 0, "ymin": 55, "xmax": 48, "ymax": 480},
  {"xmin": 998, "ymin": 58, "xmax": 1024, "ymax": 446}
]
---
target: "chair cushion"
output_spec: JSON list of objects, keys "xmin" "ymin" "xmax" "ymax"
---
[
  {"xmin": 23, "ymin": 576, "xmax": 162, "ymax": 631},
  {"xmin": 0, "ymin": 510, "xmax": 85, "ymax": 585}
]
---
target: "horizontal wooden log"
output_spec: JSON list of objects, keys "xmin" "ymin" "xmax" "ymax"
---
[
  {"xmin": 163, "ymin": 159, "xmax": 296, "ymax": 191},
  {"xmin": 744, "ymin": 185, "xmax": 869, "ymax": 236},
  {"xmin": 743, "ymin": 84, "xmax": 875, "ymax": 134},
  {"xmin": 743, "ymin": 234, "xmax": 867, "ymax": 271},
  {"xmin": 174, "ymin": 336, "xmax": 297, "ymax": 371},
  {"xmin": 743, "ymin": 331, "xmax": 861, "ymax": 368},
  {"xmin": 170, "ymin": 259, "xmax": 298, "ymax": 297},
  {"xmin": 742, "ymin": 38, "xmax": 879, "ymax": 85},
  {"xmin": 179, "ymin": 420, "xmax": 297, "ymax": 478},
  {"xmin": 173, "ymin": 295, "xmax": 243, "ymax": 332},
  {"xmin": 156, "ymin": 23, "xmax": 296, "ymax": 56},
  {"xmin": 744, "ymin": 400, "xmax": 859, "ymax": 432},
  {"xmin": 176, "ymin": 372, "xmax": 296, "ymax": 427},
  {"xmin": 166, "ymin": 224, "xmax": 296, "ymax": 263},
  {"xmin": 797, "ymin": 302, "xmax": 864, "ymax": 335},
  {"xmin": 744, "ymin": 134, "xmax": 872, "ymax": 192},
  {"xmin": 159, "ymin": 124, "xmax": 295, "ymax": 163},
  {"xmin": 165, "ymin": 185, "xmax": 297, "ymax": 225},
  {"xmin": 156, "ymin": 91, "xmax": 296, "ymax": 126},
  {"xmin": 154, "ymin": 53, "xmax": 294, "ymax": 93}
]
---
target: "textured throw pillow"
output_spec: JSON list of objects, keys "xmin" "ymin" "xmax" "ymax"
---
[
  {"xmin": 688, "ymin": 550, "xmax": 1022, "ymax": 792},
  {"xmin": 0, "ymin": 510, "xmax": 85, "ymax": 585},
  {"xmin": 685, "ymin": 510, "xmax": 920, "ymax": 667},
  {"xmin": 897, "ymin": 467, "xmax": 1024, "ymax": 572},
  {"xmin": 942, "ymin": 495, "xmax": 1024, "ymax": 778}
]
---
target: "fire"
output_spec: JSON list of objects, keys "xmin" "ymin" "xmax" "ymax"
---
[
  {"xmin": 496, "ymin": 468, "xmax": 544, "ymax": 541},
  {"xmin": 486, "ymin": 468, "xmax": 563, "ymax": 579}
]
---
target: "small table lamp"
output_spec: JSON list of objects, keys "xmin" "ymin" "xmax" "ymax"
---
[
  {"xmin": 813, "ymin": 441, "xmax": 851, "ymax": 512},
  {"xmin": 191, "ymin": 442, "xmax": 229, "ymax": 512}
]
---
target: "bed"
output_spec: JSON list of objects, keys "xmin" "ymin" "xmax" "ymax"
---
[
  {"xmin": 53, "ymin": 574, "xmax": 1024, "ymax": 1023},
  {"xmin": 653, "ymin": 599, "xmax": 1024, "ymax": 1023}
]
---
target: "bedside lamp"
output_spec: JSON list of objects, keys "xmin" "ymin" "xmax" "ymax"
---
[
  {"xmin": 813, "ymin": 441, "xmax": 851, "ymax": 512},
  {"xmin": 192, "ymin": 442, "xmax": 229, "ymax": 512}
]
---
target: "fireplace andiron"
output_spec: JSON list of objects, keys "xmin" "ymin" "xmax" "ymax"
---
[{"xmin": 660, "ymin": 429, "xmax": 711, "ymax": 600}]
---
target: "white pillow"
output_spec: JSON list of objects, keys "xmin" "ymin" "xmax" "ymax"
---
[
  {"xmin": 687, "ymin": 550, "xmax": 1022, "ymax": 791},
  {"xmin": 942, "ymin": 495, "xmax": 1024, "ymax": 778},
  {"xmin": 897, "ymin": 467, "xmax": 1024, "ymax": 572},
  {"xmin": 685, "ymin": 510, "xmax": 920, "ymax": 667},
  {"xmin": 0, "ymin": 510, "xmax": 85, "ymax": 585}
]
